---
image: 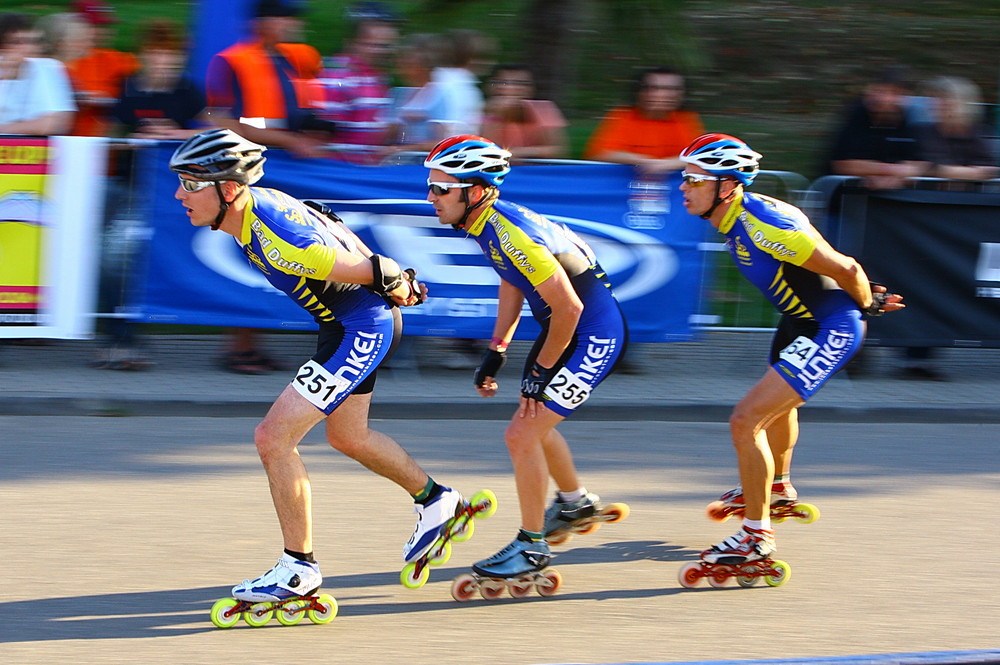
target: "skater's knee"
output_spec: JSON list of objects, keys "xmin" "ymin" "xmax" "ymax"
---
[
  {"xmin": 729, "ymin": 408, "xmax": 762, "ymax": 444},
  {"xmin": 254, "ymin": 420, "xmax": 291, "ymax": 463},
  {"xmin": 327, "ymin": 428, "xmax": 370, "ymax": 457}
]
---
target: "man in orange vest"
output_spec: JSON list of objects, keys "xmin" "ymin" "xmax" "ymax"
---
[{"xmin": 204, "ymin": 0, "xmax": 330, "ymax": 159}]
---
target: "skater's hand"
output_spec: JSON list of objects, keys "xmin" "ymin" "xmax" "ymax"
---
[
  {"xmin": 518, "ymin": 362, "xmax": 556, "ymax": 419},
  {"xmin": 865, "ymin": 282, "xmax": 904, "ymax": 316},
  {"xmin": 474, "ymin": 349, "xmax": 506, "ymax": 397}
]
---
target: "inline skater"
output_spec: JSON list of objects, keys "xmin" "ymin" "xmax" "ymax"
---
[
  {"xmin": 424, "ymin": 135, "xmax": 629, "ymax": 587},
  {"xmin": 678, "ymin": 133, "xmax": 904, "ymax": 567},
  {"xmin": 171, "ymin": 128, "xmax": 469, "ymax": 609}
]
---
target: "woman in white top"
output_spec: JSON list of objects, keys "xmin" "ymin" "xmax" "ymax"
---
[{"xmin": 0, "ymin": 12, "xmax": 76, "ymax": 135}]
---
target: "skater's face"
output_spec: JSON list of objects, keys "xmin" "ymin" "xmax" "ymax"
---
[
  {"xmin": 175, "ymin": 176, "xmax": 231, "ymax": 227},
  {"xmin": 426, "ymin": 169, "xmax": 477, "ymax": 227},
  {"xmin": 680, "ymin": 165, "xmax": 737, "ymax": 221}
]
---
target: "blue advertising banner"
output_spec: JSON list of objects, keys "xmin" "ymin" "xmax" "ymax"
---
[{"xmin": 138, "ymin": 144, "xmax": 706, "ymax": 342}]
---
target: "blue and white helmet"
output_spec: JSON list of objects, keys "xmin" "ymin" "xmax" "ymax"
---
[
  {"xmin": 424, "ymin": 135, "xmax": 512, "ymax": 187},
  {"xmin": 680, "ymin": 133, "xmax": 762, "ymax": 186}
]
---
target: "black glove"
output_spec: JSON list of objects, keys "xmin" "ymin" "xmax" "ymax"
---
[
  {"xmin": 403, "ymin": 268, "xmax": 425, "ymax": 305},
  {"xmin": 864, "ymin": 282, "xmax": 889, "ymax": 317},
  {"xmin": 474, "ymin": 349, "xmax": 506, "ymax": 387},
  {"xmin": 521, "ymin": 361, "xmax": 558, "ymax": 401}
]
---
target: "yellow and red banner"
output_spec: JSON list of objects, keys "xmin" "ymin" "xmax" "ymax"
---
[{"xmin": 0, "ymin": 138, "xmax": 48, "ymax": 326}]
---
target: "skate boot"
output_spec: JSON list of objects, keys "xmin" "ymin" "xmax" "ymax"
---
[
  {"xmin": 232, "ymin": 553, "xmax": 322, "ymax": 602},
  {"xmin": 678, "ymin": 526, "xmax": 790, "ymax": 590},
  {"xmin": 403, "ymin": 486, "xmax": 464, "ymax": 564},
  {"xmin": 451, "ymin": 532, "xmax": 561, "ymax": 601},
  {"xmin": 702, "ymin": 525, "xmax": 775, "ymax": 565},
  {"xmin": 400, "ymin": 489, "xmax": 498, "ymax": 589},
  {"xmin": 473, "ymin": 532, "xmax": 552, "ymax": 577},
  {"xmin": 543, "ymin": 492, "xmax": 630, "ymax": 545},
  {"xmin": 706, "ymin": 483, "xmax": 818, "ymax": 524},
  {"xmin": 211, "ymin": 554, "xmax": 338, "ymax": 629}
]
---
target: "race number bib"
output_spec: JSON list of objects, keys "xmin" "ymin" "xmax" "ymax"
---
[
  {"xmin": 543, "ymin": 367, "xmax": 592, "ymax": 410},
  {"xmin": 292, "ymin": 360, "xmax": 355, "ymax": 410},
  {"xmin": 779, "ymin": 335, "xmax": 820, "ymax": 370}
]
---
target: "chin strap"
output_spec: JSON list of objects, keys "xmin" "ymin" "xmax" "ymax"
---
[
  {"xmin": 452, "ymin": 186, "xmax": 495, "ymax": 231},
  {"xmin": 700, "ymin": 180, "xmax": 739, "ymax": 220},
  {"xmin": 211, "ymin": 182, "xmax": 230, "ymax": 231}
]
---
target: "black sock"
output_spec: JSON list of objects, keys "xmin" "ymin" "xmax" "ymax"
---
[
  {"xmin": 284, "ymin": 548, "xmax": 316, "ymax": 564},
  {"xmin": 413, "ymin": 478, "xmax": 444, "ymax": 506}
]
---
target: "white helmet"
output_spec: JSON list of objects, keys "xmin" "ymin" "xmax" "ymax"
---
[
  {"xmin": 424, "ymin": 135, "xmax": 511, "ymax": 187},
  {"xmin": 169, "ymin": 128, "xmax": 267, "ymax": 185}
]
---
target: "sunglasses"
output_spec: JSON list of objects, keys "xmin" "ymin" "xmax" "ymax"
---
[
  {"xmin": 427, "ymin": 180, "xmax": 473, "ymax": 196},
  {"xmin": 681, "ymin": 172, "xmax": 722, "ymax": 187},
  {"xmin": 178, "ymin": 177, "xmax": 217, "ymax": 192}
]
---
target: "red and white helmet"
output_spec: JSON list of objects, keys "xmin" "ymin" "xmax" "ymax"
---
[
  {"xmin": 680, "ymin": 133, "xmax": 762, "ymax": 186},
  {"xmin": 424, "ymin": 135, "xmax": 512, "ymax": 187}
]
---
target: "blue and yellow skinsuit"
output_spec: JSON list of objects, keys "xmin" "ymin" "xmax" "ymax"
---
[
  {"xmin": 465, "ymin": 198, "xmax": 627, "ymax": 416},
  {"xmin": 718, "ymin": 192, "xmax": 864, "ymax": 399},
  {"xmin": 237, "ymin": 187, "xmax": 398, "ymax": 414}
]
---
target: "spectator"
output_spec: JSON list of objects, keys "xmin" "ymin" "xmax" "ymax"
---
[
  {"xmin": 897, "ymin": 76, "xmax": 999, "ymax": 381},
  {"xmin": 65, "ymin": 0, "xmax": 139, "ymax": 137},
  {"xmin": 316, "ymin": 1, "xmax": 398, "ymax": 163},
  {"xmin": 205, "ymin": 0, "xmax": 334, "ymax": 374},
  {"xmin": 35, "ymin": 12, "xmax": 90, "ymax": 64},
  {"xmin": 825, "ymin": 66, "xmax": 937, "ymax": 380},
  {"xmin": 583, "ymin": 66, "xmax": 704, "ymax": 174},
  {"xmin": 917, "ymin": 76, "xmax": 999, "ymax": 182},
  {"xmin": 112, "ymin": 18, "xmax": 207, "ymax": 140},
  {"xmin": 430, "ymin": 28, "xmax": 492, "ymax": 136},
  {"xmin": 204, "ymin": 0, "xmax": 329, "ymax": 160},
  {"xmin": 481, "ymin": 63, "xmax": 568, "ymax": 160},
  {"xmin": 826, "ymin": 65, "xmax": 930, "ymax": 190},
  {"xmin": 0, "ymin": 12, "xmax": 76, "ymax": 136},
  {"xmin": 385, "ymin": 32, "xmax": 449, "ymax": 154}
]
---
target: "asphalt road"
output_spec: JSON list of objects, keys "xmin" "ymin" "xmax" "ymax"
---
[{"xmin": 1, "ymin": 416, "xmax": 997, "ymax": 665}]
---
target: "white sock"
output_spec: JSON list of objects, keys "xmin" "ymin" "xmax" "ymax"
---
[
  {"xmin": 744, "ymin": 517, "xmax": 771, "ymax": 532},
  {"xmin": 558, "ymin": 487, "xmax": 586, "ymax": 503}
]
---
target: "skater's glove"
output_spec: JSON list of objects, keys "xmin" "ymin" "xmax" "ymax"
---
[
  {"xmin": 864, "ymin": 281, "xmax": 900, "ymax": 317},
  {"xmin": 520, "ymin": 361, "xmax": 557, "ymax": 401},
  {"xmin": 474, "ymin": 349, "xmax": 506, "ymax": 387},
  {"xmin": 402, "ymin": 268, "xmax": 426, "ymax": 306}
]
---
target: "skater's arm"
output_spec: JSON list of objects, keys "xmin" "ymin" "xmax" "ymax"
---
[
  {"xmin": 492, "ymin": 279, "xmax": 524, "ymax": 348},
  {"xmin": 532, "ymin": 268, "xmax": 583, "ymax": 369}
]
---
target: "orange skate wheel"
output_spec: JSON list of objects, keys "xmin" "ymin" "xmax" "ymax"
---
[
  {"xmin": 480, "ymin": 579, "xmax": 507, "ymax": 600},
  {"xmin": 706, "ymin": 501, "xmax": 731, "ymax": 522},
  {"xmin": 601, "ymin": 503, "xmax": 630, "ymax": 523},
  {"xmin": 536, "ymin": 569, "xmax": 562, "ymax": 597},
  {"xmin": 450, "ymin": 574, "xmax": 478, "ymax": 602},
  {"xmin": 677, "ymin": 561, "xmax": 704, "ymax": 588}
]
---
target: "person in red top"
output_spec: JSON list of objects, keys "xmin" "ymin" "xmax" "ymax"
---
[
  {"xmin": 584, "ymin": 66, "xmax": 704, "ymax": 175},
  {"xmin": 65, "ymin": 0, "xmax": 139, "ymax": 137}
]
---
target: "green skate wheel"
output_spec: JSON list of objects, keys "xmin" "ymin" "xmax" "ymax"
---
[
  {"xmin": 400, "ymin": 562, "xmax": 430, "ymax": 589},
  {"xmin": 470, "ymin": 489, "xmax": 498, "ymax": 519},
  {"xmin": 428, "ymin": 540, "xmax": 452, "ymax": 566},
  {"xmin": 210, "ymin": 598, "xmax": 241, "ymax": 629},
  {"xmin": 764, "ymin": 560, "xmax": 791, "ymax": 587},
  {"xmin": 450, "ymin": 517, "xmax": 475, "ymax": 543},
  {"xmin": 275, "ymin": 599, "xmax": 307, "ymax": 626},
  {"xmin": 243, "ymin": 602, "xmax": 273, "ymax": 627},
  {"xmin": 307, "ymin": 594, "xmax": 338, "ymax": 624},
  {"xmin": 795, "ymin": 503, "xmax": 820, "ymax": 524}
]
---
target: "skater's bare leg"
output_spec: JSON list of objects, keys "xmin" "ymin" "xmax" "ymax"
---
[
  {"xmin": 325, "ymin": 392, "xmax": 429, "ymax": 496},
  {"xmin": 254, "ymin": 385, "xmax": 327, "ymax": 553},
  {"xmin": 729, "ymin": 369, "xmax": 803, "ymax": 522}
]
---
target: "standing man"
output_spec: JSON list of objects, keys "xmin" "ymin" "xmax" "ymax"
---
[
  {"xmin": 424, "ymin": 135, "xmax": 628, "ymax": 579},
  {"xmin": 316, "ymin": 1, "xmax": 398, "ymax": 163},
  {"xmin": 170, "ymin": 128, "xmax": 466, "ymax": 603},
  {"xmin": 679, "ymin": 133, "xmax": 903, "ymax": 565}
]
